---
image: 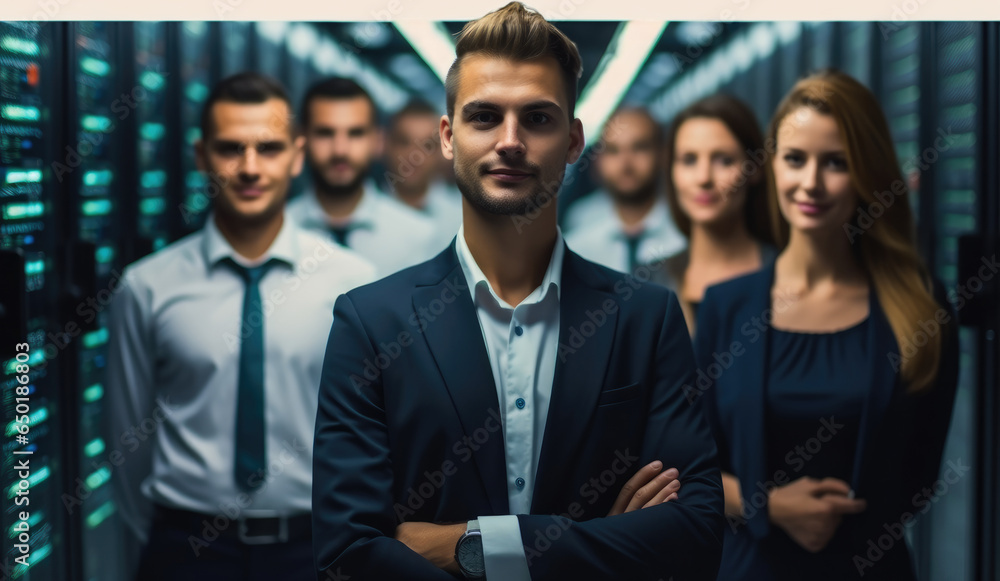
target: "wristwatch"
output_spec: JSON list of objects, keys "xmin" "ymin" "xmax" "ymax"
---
[{"xmin": 455, "ymin": 519, "xmax": 486, "ymax": 579}]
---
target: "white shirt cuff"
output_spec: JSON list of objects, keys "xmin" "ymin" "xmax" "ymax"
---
[{"xmin": 478, "ymin": 515, "xmax": 531, "ymax": 580}]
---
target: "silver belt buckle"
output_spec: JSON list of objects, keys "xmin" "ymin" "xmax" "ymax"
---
[{"xmin": 237, "ymin": 509, "xmax": 289, "ymax": 545}]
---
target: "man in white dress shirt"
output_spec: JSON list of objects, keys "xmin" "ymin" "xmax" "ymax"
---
[
  {"xmin": 383, "ymin": 99, "xmax": 464, "ymax": 249},
  {"xmin": 106, "ymin": 73, "xmax": 375, "ymax": 580},
  {"xmin": 286, "ymin": 78, "xmax": 441, "ymax": 278},
  {"xmin": 564, "ymin": 107, "xmax": 686, "ymax": 273}
]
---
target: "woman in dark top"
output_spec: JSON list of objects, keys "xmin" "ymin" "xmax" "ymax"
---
[
  {"xmin": 694, "ymin": 69, "xmax": 960, "ymax": 580},
  {"xmin": 650, "ymin": 94, "xmax": 777, "ymax": 334}
]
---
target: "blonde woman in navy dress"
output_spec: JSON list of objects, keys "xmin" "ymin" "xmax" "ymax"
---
[{"xmin": 694, "ymin": 70, "xmax": 960, "ymax": 580}]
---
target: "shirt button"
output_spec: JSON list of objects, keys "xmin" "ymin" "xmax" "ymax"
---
[
  {"xmin": 515, "ymin": 477, "xmax": 525, "ymax": 489},
  {"xmin": 514, "ymin": 326, "xmax": 523, "ymax": 336},
  {"xmin": 515, "ymin": 398, "xmax": 526, "ymax": 409}
]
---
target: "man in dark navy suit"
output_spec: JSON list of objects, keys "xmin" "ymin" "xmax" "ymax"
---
[{"xmin": 311, "ymin": 3, "xmax": 724, "ymax": 580}]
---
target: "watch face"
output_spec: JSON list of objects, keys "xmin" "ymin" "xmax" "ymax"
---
[{"xmin": 458, "ymin": 533, "xmax": 485, "ymax": 575}]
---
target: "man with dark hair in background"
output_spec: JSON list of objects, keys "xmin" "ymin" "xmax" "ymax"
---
[
  {"xmin": 287, "ymin": 77, "xmax": 441, "ymax": 277},
  {"xmin": 564, "ymin": 107, "xmax": 686, "ymax": 274},
  {"xmin": 106, "ymin": 72, "xmax": 375, "ymax": 580},
  {"xmin": 311, "ymin": 3, "xmax": 724, "ymax": 580},
  {"xmin": 383, "ymin": 99, "xmax": 464, "ymax": 248}
]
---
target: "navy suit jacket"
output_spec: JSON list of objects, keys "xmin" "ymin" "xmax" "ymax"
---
[
  {"xmin": 693, "ymin": 263, "xmax": 960, "ymax": 580},
  {"xmin": 312, "ymin": 240, "xmax": 724, "ymax": 580}
]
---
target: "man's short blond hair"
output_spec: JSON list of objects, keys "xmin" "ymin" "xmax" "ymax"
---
[{"xmin": 445, "ymin": 2, "xmax": 583, "ymax": 120}]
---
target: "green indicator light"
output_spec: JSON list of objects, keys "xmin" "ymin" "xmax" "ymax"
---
[
  {"xmin": 185, "ymin": 127, "xmax": 201, "ymax": 146},
  {"xmin": 140, "ymin": 122, "xmax": 165, "ymax": 142},
  {"xmin": 7, "ymin": 406, "xmax": 50, "ymax": 436},
  {"xmin": 139, "ymin": 70, "xmax": 165, "ymax": 91},
  {"xmin": 24, "ymin": 260, "xmax": 44, "ymax": 275},
  {"xmin": 85, "ymin": 500, "xmax": 116, "ymax": 529},
  {"xmin": 185, "ymin": 82, "xmax": 209, "ymax": 103},
  {"xmin": 94, "ymin": 245, "xmax": 114, "ymax": 264},
  {"xmin": 1, "ymin": 36, "xmax": 40, "ymax": 56},
  {"xmin": 82, "ymin": 383, "xmax": 104, "ymax": 403},
  {"xmin": 81, "ymin": 115, "xmax": 112, "ymax": 133},
  {"xmin": 140, "ymin": 197, "xmax": 166, "ymax": 215},
  {"xmin": 4, "ymin": 349, "xmax": 44, "ymax": 375},
  {"xmin": 80, "ymin": 56, "xmax": 110, "ymax": 77},
  {"xmin": 141, "ymin": 170, "xmax": 166, "ymax": 189},
  {"xmin": 11, "ymin": 542, "xmax": 51, "ymax": 578},
  {"xmin": 82, "ymin": 169, "xmax": 113, "ymax": 187},
  {"xmin": 154, "ymin": 237, "xmax": 167, "ymax": 251},
  {"xmin": 84, "ymin": 466, "xmax": 111, "ymax": 491},
  {"xmin": 84, "ymin": 438, "xmax": 106, "ymax": 457},
  {"xmin": 7, "ymin": 465, "xmax": 50, "ymax": 499},
  {"xmin": 186, "ymin": 171, "xmax": 206, "ymax": 189},
  {"xmin": 2, "ymin": 104, "xmax": 40, "ymax": 122},
  {"xmin": 2, "ymin": 202, "xmax": 44, "ymax": 220},
  {"xmin": 8, "ymin": 511, "xmax": 44, "ymax": 539},
  {"xmin": 5, "ymin": 169, "xmax": 42, "ymax": 184},
  {"xmin": 82, "ymin": 328, "xmax": 109, "ymax": 349},
  {"xmin": 81, "ymin": 199, "xmax": 112, "ymax": 216}
]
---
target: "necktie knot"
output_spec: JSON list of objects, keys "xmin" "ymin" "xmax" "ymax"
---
[
  {"xmin": 225, "ymin": 257, "xmax": 280, "ymax": 286},
  {"xmin": 624, "ymin": 232, "xmax": 644, "ymax": 273},
  {"xmin": 330, "ymin": 224, "xmax": 355, "ymax": 247}
]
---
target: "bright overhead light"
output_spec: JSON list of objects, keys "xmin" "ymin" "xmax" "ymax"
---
[
  {"xmin": 288, "ymin": 24, "xmax": 318, "ymax": 59},
  {"xmin": 257, "ymin": 21, "xmax": 289, "ymax": 44},
  {"xmin": 392, "ymin": 21, "xmax": 456, "ymax": 82},
  {"xmin": 575, "ymin": 21, "xmax": 667, "ymax": 147},
  {"xmin": 348, "ymin": 22, "xmax": 392, "ymax": 49},
  {"xmin": 314, "ymin": 39, "xmax": 339, "ymax": 73},
  {"xmin": 675, "ymin": 22, "xmax": 720, "ymax": 47}
]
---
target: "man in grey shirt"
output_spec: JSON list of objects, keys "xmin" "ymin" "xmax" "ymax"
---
[
  {"xmin": 105, "ymin": 72, "xmax": 375, "ymax": 580},
  {"xmin": 287, "ymin": 77, "xmax": 441, "ymax": 278}
]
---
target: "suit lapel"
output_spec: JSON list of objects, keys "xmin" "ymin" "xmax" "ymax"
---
[
  {"xmin": 532, "ymin": 251, "xmax": 617, "ymax": 512},
  {"xmin": 413, "ymin": 245, "xmax": 509, "ymax": 515}
]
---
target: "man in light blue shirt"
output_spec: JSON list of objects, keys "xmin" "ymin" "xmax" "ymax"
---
[
  {"xmin": 311, "ymin": 4, "xmax": 724, "ymax": 580},
  {"xmin": 106, "ymin": 73, "xmax": 375, "ymax": 581},
  {"xmin": 564, "ymin": 107, "xmax": 686, "ymax": 273},
  {"xmin": 287, "ymin": 78, "xmax": 441, "ymax": 278},
  {"xmin": 383, "ymin": 99, "xmax": 464, "ymax": 249}
]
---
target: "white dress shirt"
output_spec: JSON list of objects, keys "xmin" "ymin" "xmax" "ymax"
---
[
  {"xmin": 455, "ymin": 225, "xmax": 564, "ymax": 580},
  {"xmin": 561, "ymin": 189, "xmax": 613, "ymax": 232},
  {"xmin": 393, "ymin": 180, "xmax": 464, "ymax": 250},
  {"xmin": 286, "ymin": 180, "xmax": 443, "ymax": 278},
  {"xmin": 565, "ymin": 195, "xmax": 686, "ymax": 274},
  {"xmin": 105, "ymin": 214, "xmax": 376, "ymax": 543}
]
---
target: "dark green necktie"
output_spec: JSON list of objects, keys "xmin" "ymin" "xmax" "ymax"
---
[
  {"xmin": 624, "ymin": 233, "xmax": 643, "ymax": 274},
  {"xmin": 330, "ymin": 224, "xmax": 354, "ymax": 247},
  {"xmin": 226, "ymin": 258, "xmax": 280, "ymax": 492}
]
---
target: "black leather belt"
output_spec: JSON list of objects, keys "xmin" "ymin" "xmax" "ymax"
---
[{"xmin": 153, "ymin": 505, "xmax": 312, "ymax": 545}]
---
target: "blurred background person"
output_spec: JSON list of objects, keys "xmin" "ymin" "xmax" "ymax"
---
[
  {"xmin": 287, "ymin": 77, "xmax": 439, "ymax": 278},
  {"xmin": 695, "ymin": 70, "xmax": 960, "ymax": 581},
  {"xmin": 650, "ymin": 94, "xmax": 777, "ymax": 334},
  {"xmin": 564, "ymin": 106, "xmax": 685, "ymax": 273},
  {"xmin": 382, "ymin": 99, "xmax": 463, "ymax": 249},
  {"xmin": 106, "ymin": 72, "xmax": 376, "ymax": 581}
]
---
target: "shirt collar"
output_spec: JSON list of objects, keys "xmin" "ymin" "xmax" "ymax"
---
[
  {"xmin": 613, "ymin": 196, "xmax": 671, "ymax": 240},
  {"xmin": 455, "ymin": 223, "xmax": 564, "ymax": 309},
  {"xmin": 299, "ymin": 179, "xmax": 381, "ymax": 230},
  {"xmin": 202, "ymin": 211, "xmax": 299, "ymax": 271},
  {"xmin": 406, "ymin": 180, "xmax": 459, "ymax": 214}
]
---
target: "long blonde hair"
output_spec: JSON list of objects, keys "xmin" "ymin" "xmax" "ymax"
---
[{"xmin": 767, "ymin": 69, "xmax": 944, "ymax": 392}]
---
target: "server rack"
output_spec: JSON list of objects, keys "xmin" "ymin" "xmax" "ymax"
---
[{"xmin": 0, "ymin": 20, "xmax": 68, "ymax": 581}]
